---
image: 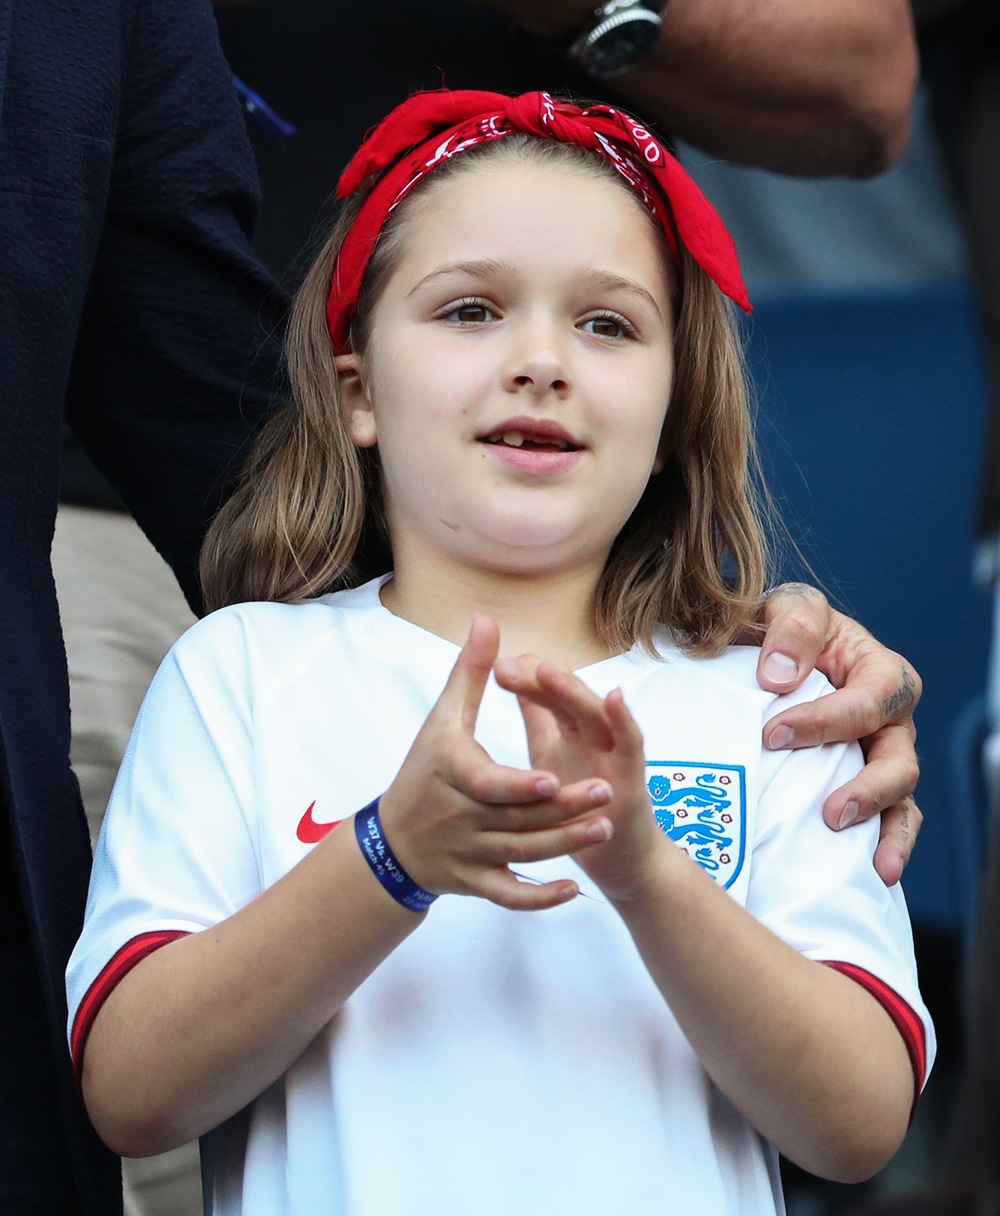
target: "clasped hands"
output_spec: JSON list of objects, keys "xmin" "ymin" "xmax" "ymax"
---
[
  {"xmin": 376, "ymin": 585, "xmax": 922, "ymax": 911},
  {"xmin": 377, "ymin": 614, "xmax": 661, "ymax": 911}
]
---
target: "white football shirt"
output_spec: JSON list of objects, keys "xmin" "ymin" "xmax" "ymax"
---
[{"xmin": 67, "ymin": 576, "xmax": 934, "ymax": 1216}]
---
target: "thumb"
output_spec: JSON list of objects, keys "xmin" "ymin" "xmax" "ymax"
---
[
  {"xmin": 755, "ymin": 584, "xmax": 830, "ymax": 693},
  {"xmin": 439, "ymin": 615, "xmax": 501, "ymax": 734}
]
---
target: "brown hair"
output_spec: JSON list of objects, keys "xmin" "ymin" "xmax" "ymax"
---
[{"xmin": 200, "ymin": 131, "xmax": 771, "ymax": 656}]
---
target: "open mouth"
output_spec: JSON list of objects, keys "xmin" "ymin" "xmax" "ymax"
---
[
  {"xmin": 483, "ymin": 430, "xmax": 578, "ymax": 452},
  {"xmin": 477, "ymin": 423, "xmax": 583, "ymax": 453}
]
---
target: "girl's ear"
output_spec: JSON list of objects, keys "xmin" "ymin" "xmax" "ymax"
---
[{"xmin": 334, "ymin": 352, "xmax": 377, "ymax": 448}]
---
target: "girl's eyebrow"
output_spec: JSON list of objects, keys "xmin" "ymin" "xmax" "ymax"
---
[
  {"xmin": 407, "ymin": 258, "xmax": 515, "ymax": 296},
  {"xmin": 584, "ymin": 270, "xmax": 663, "ymax": 321}
]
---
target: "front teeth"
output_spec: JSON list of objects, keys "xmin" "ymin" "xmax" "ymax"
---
[{"xmin": 487, "ymin": 430, "xmax": 571, "ymax": 449}]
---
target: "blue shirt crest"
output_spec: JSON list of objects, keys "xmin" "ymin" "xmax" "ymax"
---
[{"xmin": 646, "ymin": 762, "xmax": 747, "ymax": 889}]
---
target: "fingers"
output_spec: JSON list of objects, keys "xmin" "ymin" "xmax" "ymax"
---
[
  {"xmin": 872, "ymin": 797, "xmax": 922, "ymax": 888},
  {"xmin": 604, "ymin": 687, "xmax": 645, "ymax": 759},
  {"xmin": 473, "ymin": 867, "xmax": 580, "ymax": 912},
  {"xmin": 498, "ymin": 659, "xmax": 614, "ymax": 752},
  {"xmin": 449, "ymin": 735, "xmax": 561, "ymax": 804},
  {"xmin": 438, "ymin": 615, "xmax": 501, "ymax": 735},
  {"xmin": 812, "ymin": 611, "xmax": 923, "ymax": 718},
  {"xmin": 764, "ymin": 617, "xmax": 922, "ymax": 752},
  {"xmin": 820, "ymin": 723, "xmax": 920, "ymax": 831},
  {"xmin": 485, "ymin": 779, "xmax": 613, "ymax": 831},
  {"xmin": 479, "ymin": 815, "xmax": 613, "ymax": 867},
  {"xmin": 765, "ymin": 667, "xmax": 918, "ymax": 750},
  {"xmin": 755, "ymin": 583, "xmax": 832, "ymax": 694}
]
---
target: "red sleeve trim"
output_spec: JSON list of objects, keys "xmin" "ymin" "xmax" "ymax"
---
[
  {"xmin": 822, "ymin": 960, "xmax": 927, "ymax": 1119},
  {"xmin": 71, "ymin": 930, "xmax": 191, "ymax": 1092}
]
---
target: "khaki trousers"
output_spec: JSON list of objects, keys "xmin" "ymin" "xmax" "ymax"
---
[{"xmin": 52, "ymin": 505, "xmax": 203, "ymax": 1216}]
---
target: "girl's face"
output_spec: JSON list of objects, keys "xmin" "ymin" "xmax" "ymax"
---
[{"xmin": 339, "ymin": 156, "xmax": 676, "ymax": 577}]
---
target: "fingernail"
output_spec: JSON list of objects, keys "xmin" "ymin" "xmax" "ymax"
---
[
  {"xmin": 535, "ymin": 777, "xmax": 558, "ymax": 797},
  {"xmin": 587, "ymin": 818, "xmax": 613, "ymax": 843},
  {"xmin": 767, "ymin": 725, "xmax": 794, "ymax": 750},
  {"xmin": 763, "ymin": 652, "xmax": 798, "ymax": 684},
  {"xmin": 838, "ymin": 800, "xmax": 860, "ymax": 831},
  {"xmin": 589, "ymin": 781, "xmax": 612, "ymax": 804},
  {"xmin": 494, "ymin": 659, "xmax": 515, "ymax": 679}
]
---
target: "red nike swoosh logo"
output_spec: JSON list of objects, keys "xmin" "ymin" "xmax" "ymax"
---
[{"xmin": 296, "ymin": 802, "xmax": 344, "ymax": 844}]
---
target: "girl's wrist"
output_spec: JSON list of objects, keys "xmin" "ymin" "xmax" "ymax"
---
[
  {"xmin": 354, "ymin": 798, "xmax": 438, "ymax": 914},
  {"xmin": 606, "ymin": 833, "xmax": 696, "ymax": 912}
]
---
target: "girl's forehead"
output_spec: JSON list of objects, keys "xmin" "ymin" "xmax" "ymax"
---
[{"xmin": 394, "ymin": 158, "xmax": 671, "ymax": 290}]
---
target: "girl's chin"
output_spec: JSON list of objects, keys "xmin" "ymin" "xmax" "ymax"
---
[{"xmin": 438, "ymin": 521, "xmax": 607, "ymax": 569}]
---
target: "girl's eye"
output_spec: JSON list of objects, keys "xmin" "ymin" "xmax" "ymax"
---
[
  {"xmin": 580, "ymin": 313, "xmax": 636, "ymax": 340},
  {"xmin": 442, "ymin": 299, "xmax": 496, "ymax": 325}
]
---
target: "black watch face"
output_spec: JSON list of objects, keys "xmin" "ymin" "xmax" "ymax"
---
[{"xmin": 590, "ymin": 19, "xmax": 661, "ymax": 76}]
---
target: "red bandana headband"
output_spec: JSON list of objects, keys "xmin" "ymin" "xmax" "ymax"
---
[{"xmin": 326, "ymin": 89, "xmax": 751, "ymax": 354}]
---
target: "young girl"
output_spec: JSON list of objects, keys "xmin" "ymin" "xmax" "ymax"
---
[{"xmin": 67, "ymin": 90, "xmax": 931, "ymax": 1216}]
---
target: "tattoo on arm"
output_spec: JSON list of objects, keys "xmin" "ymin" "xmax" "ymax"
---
[{"xmin": 880, "ymin": 666, "xmax": 917, "ymax": 720}]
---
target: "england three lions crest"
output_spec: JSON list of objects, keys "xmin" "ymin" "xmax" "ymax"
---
[{"xmin": 646, "ymin": 762, "xmax": 747, "ymax": 889}]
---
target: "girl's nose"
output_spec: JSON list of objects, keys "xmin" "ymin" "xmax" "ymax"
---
[{"xmin": 502, "ymin": 339, "xmax": 571, "ymax": 399}]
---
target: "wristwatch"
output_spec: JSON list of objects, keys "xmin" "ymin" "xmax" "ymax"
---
[{"xmin": 568, "ymin": 1, "xmax": 668, "ymax": 80}]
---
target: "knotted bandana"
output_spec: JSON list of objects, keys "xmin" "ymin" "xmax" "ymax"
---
[{"xmin": 326, "ymin": 89, "xmax": 750, "ymax": 353}]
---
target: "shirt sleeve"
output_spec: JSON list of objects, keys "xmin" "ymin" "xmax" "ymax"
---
[
  {"xmin": 65, "ymin": 608, "xmax": 261, "ymax": 1084},
  {"xmin": 745, "ymin": 674, "xmax": 935, "ymax": 1096}
]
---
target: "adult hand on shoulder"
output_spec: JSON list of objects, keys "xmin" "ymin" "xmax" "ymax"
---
[{"xmin": 750, "ymin": 583, "xmax": 922, "ymax": 889}]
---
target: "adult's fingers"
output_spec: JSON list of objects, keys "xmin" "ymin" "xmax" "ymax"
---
[
  {"xmin": 754, "ymin": 583, "xmax": 832, "ymax": 693},
  {"xmin": 437, "ymin": 615, "xmax": 501, "ymax": 735},
  {"xmin": 820, "ymin": 722, "xmax": 920, "ymax": 831},
  {"xmin": 764, "ymin": 656, "xmax": 919, "ymax": 752},
  {"xmin": 872, "ymin": 797, "xmax": 922, "ymax": 887},
  {"xmin": 763, "ymin": 605, "xmax": 922, "ymax": 750},
  {"xmin": 473, "ymin": 866, "xmax": 579, "ymax": 912}
]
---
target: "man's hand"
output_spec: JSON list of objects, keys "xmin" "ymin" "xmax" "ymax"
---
[{"xmin": 751, "ymin": 584, "xmax": 922, "ymax": 888}]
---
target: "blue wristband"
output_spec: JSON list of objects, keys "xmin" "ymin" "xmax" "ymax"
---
[{"xmin": 354, "ymin": 799, "xmax": 438, "ymax": 914}]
